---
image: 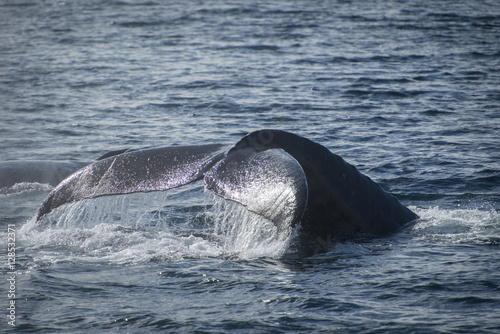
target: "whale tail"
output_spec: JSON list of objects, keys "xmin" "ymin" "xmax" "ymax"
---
[
  {"xmin": 230, "ymin": 130, "xmax": 418, "ymax": 235},
  {"xmin": 36, "ymin": 130, "xmax": 418, "ymax": 237}
]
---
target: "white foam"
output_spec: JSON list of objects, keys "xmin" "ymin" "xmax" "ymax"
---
[
  {"xmin": 412, "ymin": 206, "xmax": 500, "ymax": 244},
  {"xmin": 0, "ymin": 182, "xmax": 53, "ymax": 196},
  {"xmin": 19, "ymin": 192, "xmax": 498, "ymax": 267},
  {"xmin": 19, "ymin": 189, "xmax": 297, "ymax": 266}
]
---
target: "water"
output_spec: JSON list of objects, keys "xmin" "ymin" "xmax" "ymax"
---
[{"xmin": 1, "ymin": 0, "xmax": 499, "ymax": 332}]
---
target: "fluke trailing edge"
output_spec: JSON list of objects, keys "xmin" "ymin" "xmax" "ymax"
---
[{"xmin": 36, "ymin": 130, "xmax": 418, "ymax": 236}]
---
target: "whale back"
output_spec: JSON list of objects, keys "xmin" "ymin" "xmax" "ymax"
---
[{"xmin": 0, "ymin": 160, "xmax": 88, "ymax": 188}]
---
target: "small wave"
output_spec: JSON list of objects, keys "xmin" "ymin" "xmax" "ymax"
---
[
  {"xmin": 117, "ymin": 20, "xmax": 169, "ymax": 28},
  {"xmin": 342, "ymin": 89, "xmax": 427, "ymax": 99},
  {"xmin": 0, "ymin": 182, "xmax": 52, "ymax": 196},
  {"xmin": 236, "ymin": 45, "xmax": 280, "ymax": 52},
  {"xmin": 0, "ymin": 2, "xmax": 37, "ymax": 7}
]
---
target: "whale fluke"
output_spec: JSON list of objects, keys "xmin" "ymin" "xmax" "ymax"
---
[{"xmin": 36, "ymin": 130, "xmax": 418, "ymax": 238}]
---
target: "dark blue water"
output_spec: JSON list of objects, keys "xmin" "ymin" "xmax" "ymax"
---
[{"xmin": 1, "ymin": 0, "xmax": 499, "ymax": 332}]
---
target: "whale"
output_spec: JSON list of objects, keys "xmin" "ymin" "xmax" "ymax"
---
[
  {"xmin": 0, "ymin": 160, "xmax": 88, "ymax": 189},
  {"xmin": 35, "ymin": 130, "xmax": 418, "ymax": 237}
]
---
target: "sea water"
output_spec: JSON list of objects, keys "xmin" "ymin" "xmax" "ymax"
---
[{"xmin": 1, "ymin": 0, "xmax": 499, "ymax": 332}]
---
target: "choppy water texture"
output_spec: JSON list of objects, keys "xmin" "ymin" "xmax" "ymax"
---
[{"xmin": 1, "ymin": 0, "xmax": 499, "ymax": 333}]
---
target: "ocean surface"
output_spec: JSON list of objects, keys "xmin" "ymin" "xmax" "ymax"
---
[{"xmin": 1, "ymin": 0, "xmax": 499, "ymax": 332}]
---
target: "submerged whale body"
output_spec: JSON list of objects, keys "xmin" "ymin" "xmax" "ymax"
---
[
  {"xmin": 0, "ymin": 160, "xmax": 88, "ymax": 189},
  {"xmin": 36, "ymin": 130, "xmax": 418, "ymax": 236}
]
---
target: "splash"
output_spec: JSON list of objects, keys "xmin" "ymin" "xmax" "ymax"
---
[
  {"xmin": 1, "ymin": 182, "xmax": 53, "ymax": 196},
  {"xmin": 412, "ymin": 206, "xmax": 500, "ymax": 245},
  {"xmin": 17, "ymin": 188, "xmax": 498, "ymax": 267},
  {"xmin": 18, "ymin": 187, "xmax": 297, "ymax": 266},
  {"xmin": 211, "ymin": 196, "xmax": 297, "ymax": 259}
]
